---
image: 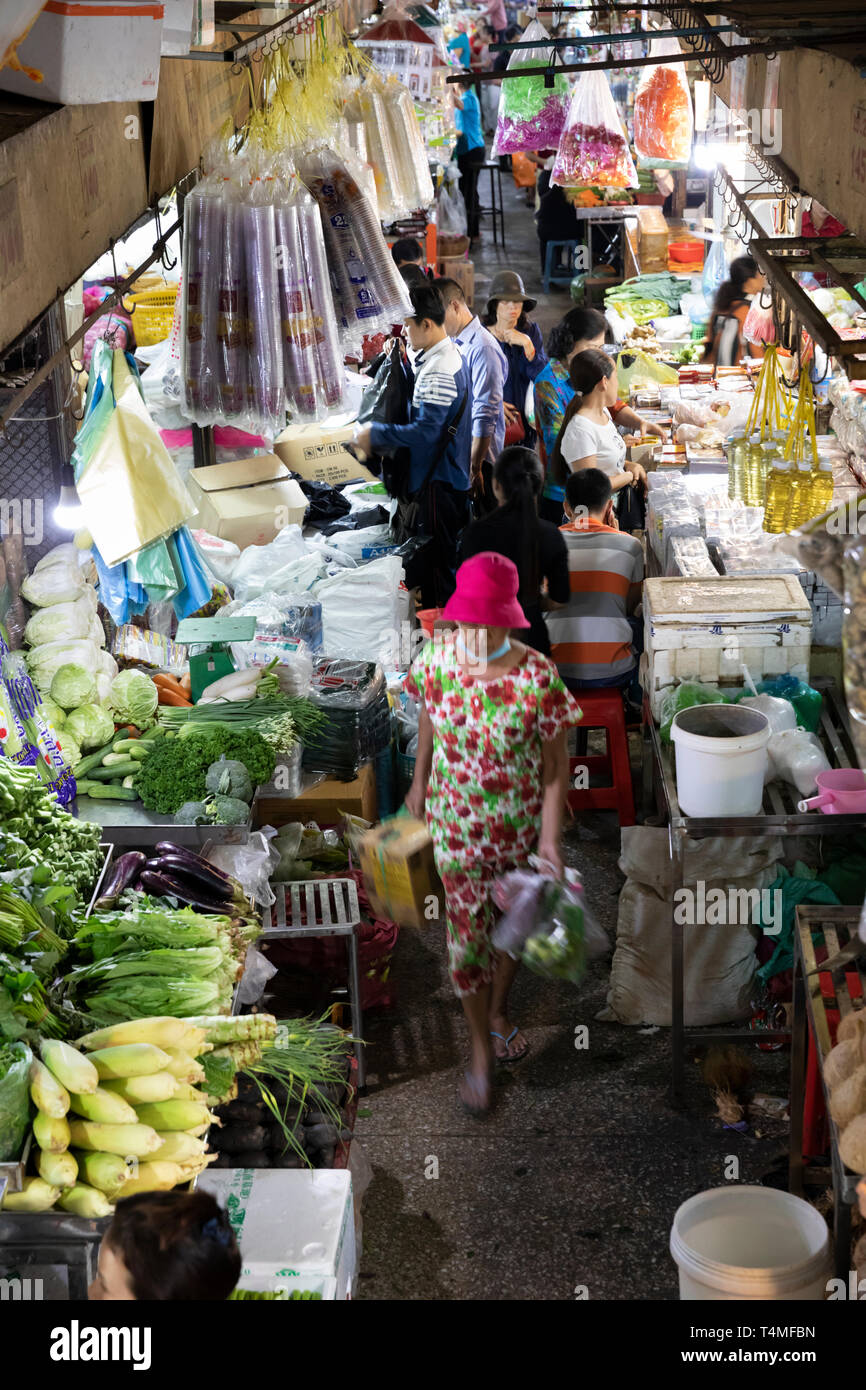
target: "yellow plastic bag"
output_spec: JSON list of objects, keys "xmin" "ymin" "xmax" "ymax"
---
[
  {"xmin": 75, "ymin": 350, "xmax": 195, "ymax": 568},
  {"xmin": 615, "ymin": 348, "xmax": 678, "ymax": 393}
]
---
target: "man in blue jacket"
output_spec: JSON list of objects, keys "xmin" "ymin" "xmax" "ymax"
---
[{"xmin": 353, "ymin": 285, "xmax": 472, "ymax": 608}]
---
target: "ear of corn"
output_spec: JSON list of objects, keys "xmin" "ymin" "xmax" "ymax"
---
[
  {"xmin": 30, "ymin": 1058, "xmax": 71, "ymax": 1118},
  {"xmin": 41, "ymin": 1039, "xmax": 99, "ymax": 1095},
  {"xmin": 102, "ymin": 1072, "xmax": 179, "ymax": 1105},
  {"xmin": 69, "ymin": 1087, "xmax": 139, "ymax": 1126},
  {"xmin": 1, "ymin": 1177, "xmax": 60, "ymax": 1211},
  {"xmin": 57, "ymin": 1183, "xmax": 114, "ymax": 1218},
  {"xmin": 134, "ymin": 1100, "xmax": 211, "ymax": 1132},
  {"xmin": 33, "ymin": 1111, "xmax": 71, "ymax": 1154},
  {"xmin": 77, "ymin": 1017, "xmax": 196, "ymax": 1052},
  {"xmin": 171, "ymin": 1083, "xmax": 208, "ymax": 1104},
  {"xmin": 36, "ymin": 1149, "xmax": 79, "ymax": 1188},
  {"xmin": 88, "ymin": 1044, "xmax": 172, "ymax": 1080},
  {"xmin": 118, "ymin": 1161, "xmax": 182, "ymax": 1195},
  {"xmin": 75, "ymin": 1151, "xmax": 131, "ymax": 1198},
  {"xmin": 68, "ymin": 1120, "xmax": 162, "ymax": 1157},
  {"xmin": 175, "ymin": 1153, "xmax": 218, "ymax": 1181},
  {"xmin": 161, "ymin": 1048, "xmax": 206, "ymax": 1083},
  {"xmin": 152, "ymin": 1131, "xmax": 209, "ymax": 1163}
]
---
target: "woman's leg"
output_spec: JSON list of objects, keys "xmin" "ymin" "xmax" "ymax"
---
[
  {"xmin": 463, "ymin": 157, "xmax": 482, "ymax": 241},
  {"xmin": 490, "ymin": 953, "xmax": 529, "ymax": 1061},
  {"xmin": 439, "ymin": 867, "xmax": 497, "ymax": 1107}
]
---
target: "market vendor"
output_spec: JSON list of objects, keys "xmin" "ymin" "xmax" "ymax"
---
[
  {"xmin": 482, "ymin": 269, "xmax": 547, "ymax": 448},
  {"xmin": 534, "ymin": 306, "xmax": 665, "ymax": 522},
  {"xmin": 404, "ymin": 552, "xmax": 580, "ymax": 1115},
  {"xmin": 705, "ymin": 254, "xmax": 767, "ymax": 367},
  {"xmin": 89, "ymin": 1190, "xmax": 241, "ymax": 1301}
]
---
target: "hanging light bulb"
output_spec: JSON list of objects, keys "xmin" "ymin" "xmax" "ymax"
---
[{"xmin": 54, "ymin": 464, "xmax": 85, "ymax": 531}]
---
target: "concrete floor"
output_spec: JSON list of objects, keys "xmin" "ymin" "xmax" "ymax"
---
[{"xmin": 353, "ymin": 181, "xmax": 792, "ymax": 1301}]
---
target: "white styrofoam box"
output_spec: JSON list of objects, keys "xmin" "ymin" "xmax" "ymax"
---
[
  {"xmin": 198, "ymin": 1168, "xmax": 356, "ymax": 1301},
  {"xmin": 644, "ymin": 575, "xmax": 812, "ymax": 719},
  {"xmin": 0, "ymin": 0, "xmax": 163, "ymax": 104},
  {"xmin": 798, "ymin": 571, "xmax": 843, "ymax": 648}
]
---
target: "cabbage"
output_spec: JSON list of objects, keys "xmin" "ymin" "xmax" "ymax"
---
[
  {"xmin": 24, "ymin": 595, "xmax": 95, "ymax": 648},
  {"xmin": 55, "ymin": 732, "xmax": 82, "ymax": 769},
  {"xmin": 88, "ymin": 612, "xmax": 106, "ymax": 646},
  {"xmin": 96, "ymin": 650, "xmax": 118, "ymax": 680},
  {"xmin": 20, "ymin": 563, "xmax": 86, "ymax": 608},
  {"xmin": 27, "ymin": 640, "xmax": 101, "ymax": 693},
  {"xmin": 107, "ymin": 670, "xmax": 159, "ymax": 731},
  {"xmin": 95, "ymin": 673, "xmax": 112, "ymax": 704},
  {"xmin": 64, "ymin": 703, "xmax": 115, "ymax": 751},
  {"xmin": 39, "ymin": 697, "xmax": 66, "ymax": 730},
  {"xmin": 34, "ymin": 544, "xmax": 81, "ymax": 572},
  {"xmin": 50, "ymin": 663, "xmax": 98, "ymax": 711}
]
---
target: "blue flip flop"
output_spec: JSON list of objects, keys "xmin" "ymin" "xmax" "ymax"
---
[{"xmin": 490, "ymin": 1027, "xmax": 530, "ymax": 1065}]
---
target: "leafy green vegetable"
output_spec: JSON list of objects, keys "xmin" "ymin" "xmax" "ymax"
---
[
  {"xmin": 136, "ymin": 729, "xmax": 275, "ymax": 813},
  {"xmin": 106, "ymin": 670, "xmax": 159, "ymax": 731},
  {"xmin": 205, "ymin": 758, "xmax": 253, "ymax": 803},
  {"xmin": 50, "ymin": 663, "xmax": 97, "ymax": 710},
  {"xmin": 208, "ymin": 794, "xmax": 251, "ymax": 825},
  {"xmin": 64, "ymin": 703, "xmax": 115, "ymax": 751},
  {"xmin": 40, "ymin": 697, "xmax": 67, "ymax": 730},
  {"xmin": 0, "ymin": 1039, "xmax": 32, "ymax": 1161}
]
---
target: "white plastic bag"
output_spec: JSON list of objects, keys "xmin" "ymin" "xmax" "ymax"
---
[
  {"xmin": 438, "ymin": 164, "xmax": 468, "ymax": 238},
  {"xmin": 230, "ymin": 525, "xmax": 313, "ymax": 602},
  {"xmin": 766, "ymin": 729, "xmax": 830, "ymax": 796},
  {"xmin": 207, "ymin": 829, "xmax": 280, "ymax": 907},
  {"xmin": 191, "ymin": 530, "xmax": 241, "ymax": 587},
  {"xmin": 739, "ymin": 695, "xmax": 797, "ymax": 736},
  {"xmin": 313, "ymin": 555, "xmax": 405, "ymax": 663}
]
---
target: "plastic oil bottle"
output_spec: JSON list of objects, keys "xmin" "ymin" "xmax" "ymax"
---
[
  {"xmin": 727, "ymin": 433, "xmax": 747, "ymax": 502},
  {"xmin": 808, "ymin": 458, "xmax": 834, "ymax": 520},
  {"xmin": 743, "ymin": 438, "xmax": 766, "ymax": 506},
  {"xmin": 785, "ymin": 460, "xmax": 813, "ymax": 531},
  {"xmin": 764, "ymin": 457, "xmax": 793, "ymax": 532}
]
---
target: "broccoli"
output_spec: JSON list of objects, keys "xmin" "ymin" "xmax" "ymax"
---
[
  {"xmin": 136, "ymin": 729, "xmax": 275, "ymax": 814},
  {"xmin": 176, "ymin": 801, "xmax": 212, "ymax": 825},
  {"xmin": 205, "ymin": 758, "xmax": 253, "ymax": 803},
  {"xmin": 207, "ymin": 795, "xmax": 250, "ymax": 825}
]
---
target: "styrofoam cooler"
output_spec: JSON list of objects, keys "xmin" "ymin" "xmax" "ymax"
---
[
  {"xmin": 0, "ymin": 0, "xmax": 164, "ymax": 104},
  {"xmin": 643, "ymin": 575, "xmax": 812, "ymax": 720}
]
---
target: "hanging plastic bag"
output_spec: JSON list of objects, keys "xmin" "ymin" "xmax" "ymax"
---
[
  {"xmin": 552, "ymin": 69, "xmax": 638, "ymax": 189},
  {"xmin": 742, "ymin": 289, "xmax": 776, "ymax": 345},
  {"xmin": 490, "ymin": 19, "xmax": 571, "ymax": 157},
  {"xmin": 438, "ymin": 163, "xmax": 468, "ymax": 238},
  {"xmin": 206, "ymin": 830, "xmax": 280, "ymax": 908},
  {"xmin": 702, "ymin": 237, "xmax": 728, "ymax": 305},
  {"xmin": 242, "ymin": 171, "xmax": 286, "ymax": 435},
  {"xmin": 615, "ymin": 348, "xmax": 679, "ymax": 394},
  {"xmin": 0, "ymin": 1042, "xmax": 32, "ymax": 1162},
  {"xmin": 383, "ymin": 77, "xmax": 434, "ymax": 212},
  {"xmin": 633, "ymin": 36, "xmax": 694, "ymax": 168}
]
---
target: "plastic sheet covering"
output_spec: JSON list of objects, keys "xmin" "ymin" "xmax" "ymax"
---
[
  {"xmin": 633, "ymin": 36, "xmax": 693, "ymax": 169},
  {"xmin": 491, "ymin": 19, "xmax": 571, "ymax": 157},
  {"xmin": 552, "ymin": 69, "xmax": 638, "ymax": 189},
  {"xmin": 242, "ymin": 176, "xmax": 286, "ymax": 435},
  {"xmin": 296, "ymin": 184, "xmax": 345, "ymax": 411}
]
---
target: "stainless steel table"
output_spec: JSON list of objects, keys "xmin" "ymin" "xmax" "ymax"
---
[{"xmin": 642, "ymin": 678, "xmax": 866, "ymax": 1102}]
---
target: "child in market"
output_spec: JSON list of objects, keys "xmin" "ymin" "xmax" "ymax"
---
[{"xmin": 89, "ymin": 1190, "xmax": 241, "ymax": 1301}]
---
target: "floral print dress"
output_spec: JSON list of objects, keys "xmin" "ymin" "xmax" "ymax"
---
[{"xmin": 410, "ymin": 640, "xmax": 581, "ymax": 995}]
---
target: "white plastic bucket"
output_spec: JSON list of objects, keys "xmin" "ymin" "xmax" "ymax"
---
[
  {"xmin": 671, "ymin": 1186, "xmax": 831, "ymax": 1301},
  {"xmin": 671, "ymin": 703, "xmax": 770, "ymax": 817},
  {"xmin": 0, "ymin": 1, "xmax": 164, "ymax": 105}
]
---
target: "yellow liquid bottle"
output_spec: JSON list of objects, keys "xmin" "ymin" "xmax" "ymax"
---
[
  {"xmin": 727, "ymin": 434, "xmax": 747, "ymax": 502},
  {"xmin": 786, "ymin": 460, "xmax": 813, "ymax": 530},
  {"xmin": 744, "ymin": 440, "xmax": 765, "ymax": 506},
  {"xmin": 764, "ymin": 458, "xmax": 793, "ymax": 533},
  {"xmin": 808, "ymin": 458, "xmax": 835, "ymax": 520},
  {"xmin": 758, "ymin": 439, "xmax": 780, "ymax": 507}
]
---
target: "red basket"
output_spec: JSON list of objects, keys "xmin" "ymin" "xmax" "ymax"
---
[
  {"xmin": 416, "ymin": 607, "xmax": 443, "ymax": 636},
  {"xmin": 669, "ymin": 239, "xmax": 704, "ymax": 264}
]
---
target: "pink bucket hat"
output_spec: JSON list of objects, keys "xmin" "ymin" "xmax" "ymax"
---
[{"xmin": 441, "ymin": 552, "xmax": 529, "ymax": 628}]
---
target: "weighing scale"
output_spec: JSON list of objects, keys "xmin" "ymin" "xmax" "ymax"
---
[{"xmin": 175, "ymin": 616, "xmax": 257, "ymax": 703}]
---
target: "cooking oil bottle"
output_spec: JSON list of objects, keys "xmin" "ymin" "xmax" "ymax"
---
[
  {"xmin": 727, "ymin": 433, "xmax": 747, "ymax": 502},
  {"xmin": 764, "ymin": 457, "xmax": 793, "ymax": 532},
  {"xmin": 785, "ymin": 460, "xmax": 813, "ymax": 531},
  {"xmin": 808, "ymin": 458, "xmax": 834, "ymax": 520},
  {"xmin": 744, "ymin": 438, "xmax": 766, "ymax": 506}
]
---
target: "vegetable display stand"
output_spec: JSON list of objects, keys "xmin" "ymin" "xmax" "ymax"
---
[
  {"xmin": 264, "ymin": 880, "xmax": 365, "ymax": 1089},
  {"xmin": 641, "ymin": 678, "xmax": 866, "ymax": 1104},
  {"xmin": 74, "ymin": 802, "xmax": 252, "ymax": 850},
  {"xmin": 789, "ymin": 906, "xmax": 865, "ymax": 1280}
]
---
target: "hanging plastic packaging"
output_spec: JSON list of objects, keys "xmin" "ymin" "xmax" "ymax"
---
[
  {"xmin": 633, "ymin": 36, "xmax": 694, "ymax": 168},
  {"xmin": 274, "ymin": 178, "xmax": 323, "ymax": 419},
  {"xmin": 552, "ymin": 69, "xmax": 638, "ymax": 189},
  {"xmin": 742, "ymin": 289, "xmax": 776, "ymax": 345},
  {"xmin": 351, "ymin": 80, "xmax": 403, "ymax": 222},
  {"xmin": 702, "ymin": 237, "xmax": 728, "ymax": 304},
  {"xmin": 215, "ymin": 182, "xmax": 248, "ymax": 420},
  {"xmin": 296, "ymin": 184, "xmax": 346, "ymax": 411},
  {"xmin": 242, "ymin": 174, "xmax": 286, "ymax": 434},
  {"xmin": 383, "ymin": 78, "xmax": 434, "ymax": 212},
  {"xmin": 181, "ymin": 179, "xmax": 222, "ymax": 420},
  {"xmin": 491, "ymin": 19, "xmax": 571, "ymax": 157}
]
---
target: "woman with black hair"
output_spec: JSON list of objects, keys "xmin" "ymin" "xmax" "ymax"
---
[
  {"xmin": 482, "ymin": 270, "xmax": 547, "ymax": 448},
  {"xmin": 459, "ymin": 445, "xmax": 569, "ymax": 655},
  {"xmin": 705, "ymin": 254, "xmax": 767, "ymax": 366},
  {"xmin": 88, "ymin": 1190, "xmax": 241, "ymax": 1301},
  {"xmin": 548, "ymin": 350, "xmax": 646, "ymax": 528}
]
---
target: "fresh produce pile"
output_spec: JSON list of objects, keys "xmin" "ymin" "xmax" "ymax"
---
[
  {"xmin": 0, "ymin": 1041, "xmax": 31, "ymax": 1161},
  {"xmin": 3, "ymin": 1022, "xmax": 220, "ymax": 1214},
  {"xmin": 271, "ymin": 822, "xmax": 350, "ymax": 883},
  {"xmin": 18, "ymin": 546, "xmax": 116, "ymax": 703},
  {"xmin": 0, "ymin": 758, "xmax": 103, "ymax": 902},
  {"xmin": 134, "ymin": 727, "xmax": 275, "ymax": 819}
]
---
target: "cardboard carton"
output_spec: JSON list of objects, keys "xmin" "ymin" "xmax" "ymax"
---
[
  {"xmin": 358, "ymin": 815, "xmax": 443, "ymax": 928},
  {"xmin": 274, "ymin": 421, "xmax": 376, "ymax": 485},
  {"xmin": 437, "ymin": 254, "xmax": 474, "ymax": 307},
  {"xmin": 186, "ymin": 454, "xmax": 307, "ymax": 549},
  {"xmin": 253, "ymin": 760, "xmax": 378, "ymax": 828}
]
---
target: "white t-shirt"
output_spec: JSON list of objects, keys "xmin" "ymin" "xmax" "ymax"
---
[{"xmin": 560, "ymin": 409, "xmax": 627, "ymax": 478}]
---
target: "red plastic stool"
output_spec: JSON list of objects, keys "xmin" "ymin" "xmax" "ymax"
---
[{"xmin": 567, "ymin": 688, "xmax": 636, "ymax": 826}]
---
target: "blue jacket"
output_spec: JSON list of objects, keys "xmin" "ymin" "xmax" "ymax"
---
[
  {"xmin": 497, "ymin": 320, "xmax": 547, "ymax": 413},
  {"xmin": 453, "ymin": 315, "xmax": 506, "ymax": 459},
  {"xmin": 369, "ymin": 337, "xmax": 472, "ymax": 495}
]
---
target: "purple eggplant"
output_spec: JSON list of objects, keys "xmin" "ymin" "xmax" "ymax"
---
[
  {"xmin": 94, "ymin": 851, "xmax": 147, "ymax": 911},
  {"xmin": 138, "ymin": 869, "xmax": 231, "ymax": 915},
  {"xmin": 145, "ymin": 853, "xmax": 235, "ymax": 901},
  {"xmin": 154, "ymin": 842, "xmax": 234, "ymax": 885}
]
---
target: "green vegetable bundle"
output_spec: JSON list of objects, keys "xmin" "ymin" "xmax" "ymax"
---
[
  {"xmin": 136, "ymin": 728, "xmax": 276, "ymax": 814},
  {"xmin": 0, "ymin": 1040, "xmax": 32, "ymax": 1162},
  {"xmin": 0, "ymin": 758, "xmax": 103, "ymax": 900}
]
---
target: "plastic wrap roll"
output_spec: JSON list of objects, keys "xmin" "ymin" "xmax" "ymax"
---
[
  {"xmin": 296, "ymin": 187, "xmax": 345, "ymax": 411},
  {"xmin": 216, "ymin": 188, "xmax": 248, "ymax": 420},
  {"xmin": 242, "ymin": 184, "xmax": 285, "ymax": 432},
  {"xmin": 181, "ymin": 182, "xmax": 222, "ymax": 421},
  {"xmin": 274, "ymin": 189, "xmax": 320, "ymax": 418}
]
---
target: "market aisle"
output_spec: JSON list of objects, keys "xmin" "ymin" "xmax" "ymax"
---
[{"xmin": 354, "ymin": 181, "xmax": 789, "ymax": 1302}]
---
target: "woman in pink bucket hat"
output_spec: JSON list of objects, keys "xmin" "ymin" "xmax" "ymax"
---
[{"xmin": 405, "ymin": 552, "xmax": 582, "ymax": 1115}]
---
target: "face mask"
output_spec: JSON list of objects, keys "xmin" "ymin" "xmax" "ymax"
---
[{"xmin": 457, "ymin": 635, "xmax": 511, "ymax": 662}]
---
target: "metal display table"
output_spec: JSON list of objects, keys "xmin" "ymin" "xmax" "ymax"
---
[
  {"xmin": 572, "ymin": 205, "xmax": 634, "ymax": 301},
  {"xmin": 789, "ymin": 905, "xmax": 865, "ymax": 1280},
  {"xmin": 0, "ymin": 1210, "xmax": 109, "ymax": 1299},
  {"xmin": 642, "ymin": 678, "xmax": 866, "ymax": 1102},
  {"xmin": 264, "ymin": 878, "xmax": 365, "ymax": 1089}
]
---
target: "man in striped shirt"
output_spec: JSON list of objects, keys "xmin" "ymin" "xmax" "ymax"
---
[{"xmin": 547, "ymin": 468, "xmax": 643, "ymax": 689}]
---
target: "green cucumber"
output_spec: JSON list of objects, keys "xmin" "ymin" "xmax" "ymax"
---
[
  {"xmin": 102, "ymin": 752, "xmax": 132, "ymax": 766},
  {"xmin": 75, "ymin": 734, "xmax": 123, "ymax": 778},
  {"xmin": 76, "ymin": 780, "xmax": 139, "ymax": 801},
  {"xmin": 86, "ymin": 760, "xmax": 140, "ymax": 782}
]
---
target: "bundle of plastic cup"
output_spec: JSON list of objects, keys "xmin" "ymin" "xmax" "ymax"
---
[
  {"xmin": 552, "ymin": 69, "xmax": 638, "ymax": 189},
  {"xmin": 297, "ymin": 144, "xmax": 413, "ymax": 351},
  {"xmin": 344, "ymin": 78, "xmax": 404, "ymax": 223},
  {"xmin": 382, "ymin": 76, "xmax": 434, "ymax": 213},
  {"xmin": 180, "ymin": 158, "xmax": 346, "ymax": 432},
  {"xmin": 490, "ymin": 19, "xmax": 571, "ymax": 157}
]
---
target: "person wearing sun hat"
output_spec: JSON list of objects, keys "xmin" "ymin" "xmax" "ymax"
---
[
  {"xmin": 405, "ymin": 552, "xmax": 581, "ymax": 1115},
  {"xmin": 482, "ymin": 270, "xmax": 547, "ymax": 449}
]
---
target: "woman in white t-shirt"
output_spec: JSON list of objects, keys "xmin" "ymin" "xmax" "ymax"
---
[{"xmin": 548, "ymin": 349, "xmax": 647, "ymax": 499}]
